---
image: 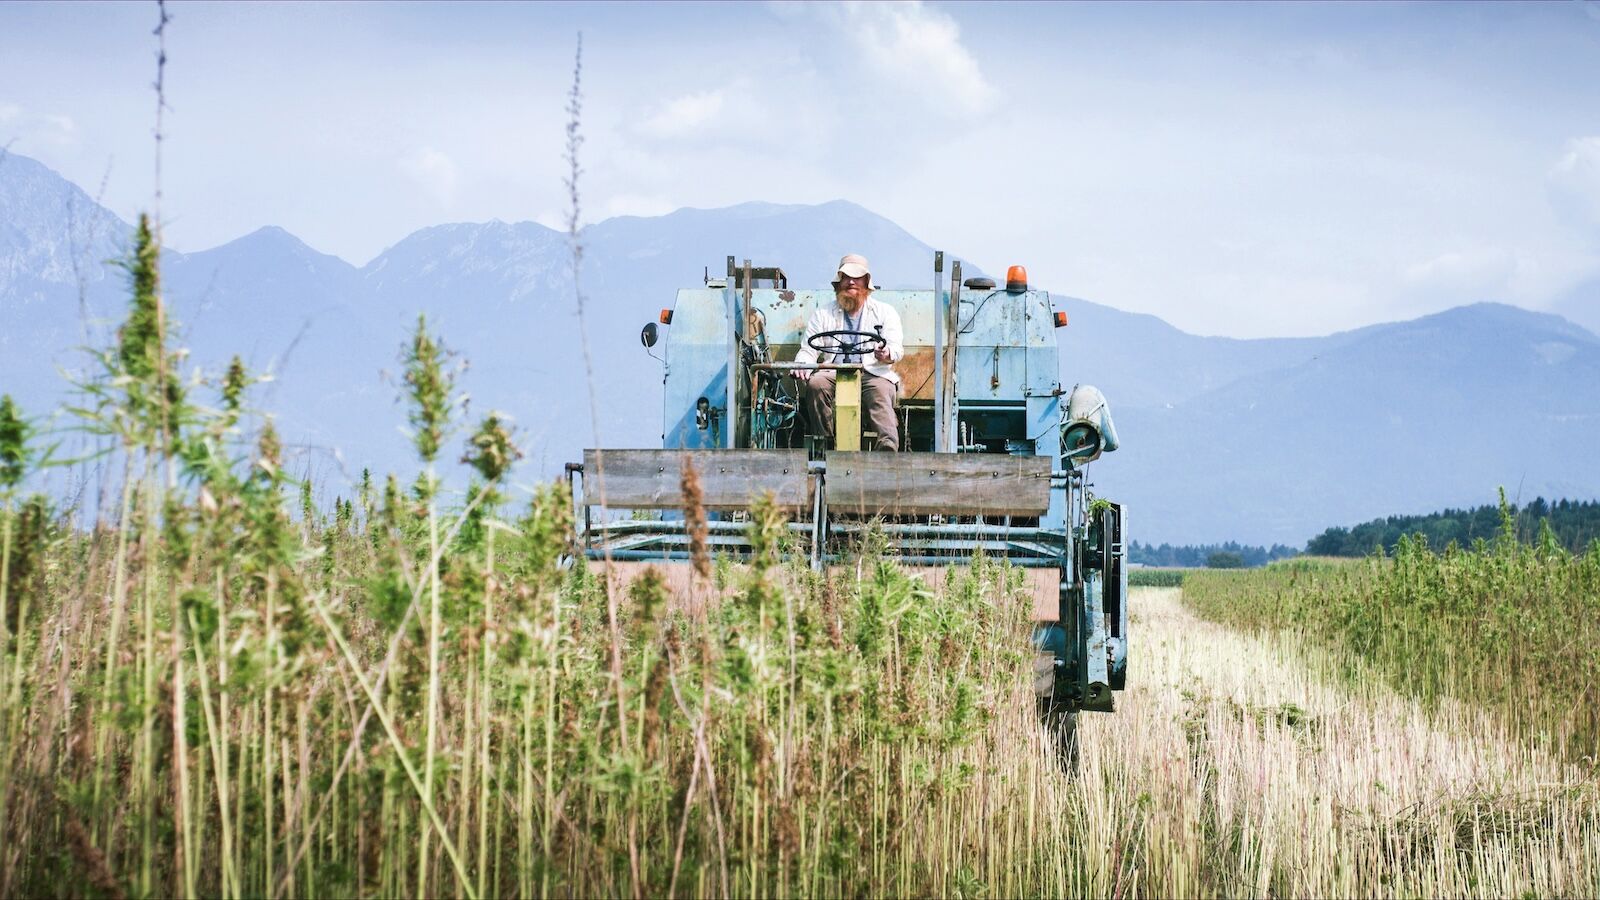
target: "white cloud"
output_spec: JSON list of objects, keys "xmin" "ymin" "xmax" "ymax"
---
[
  {"xmin": 1402, "ymin": 249, "xmax": 1515, "ymax": 293},
  {"xmin": 41, "ymin": 113, "xmax": 75, "ymax": 136},
  {"xmin": 828, "ymin": 1, "xmax": 997, "ymax": 114},
  {"xmin": 602, "ymin": 193, "xmax": 675, "ymax": 219},
  {"xmin": 1391, "ymin": 244, "xmax": 1595, "ymax": 318},
  {"xmin": 628, "ymin": 79, "xmax": 815, "ymax": 152},
  {"xmin": 638, "ymin": 89, "xmax": 725, "ymax": 139},
  {"xmin": 1, "ymin": 105, "xmax": 79, "ymax": 149},
  {"xmin": 1548, "ymin": 136, "xmax": 1600, "ymax": 231},
  {"xmin": 398, "ymin": 147, "xmax": 459, "ymax": 205}
]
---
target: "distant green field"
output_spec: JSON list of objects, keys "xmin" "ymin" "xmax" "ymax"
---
[{"xmin": 1128, "ymin": 567, "xmax": 1188, "ymax": 587}]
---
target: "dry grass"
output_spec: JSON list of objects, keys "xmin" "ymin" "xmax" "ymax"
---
[
  {"xmin": 1184, "ymin": 540, "xmax": 1600, "ymax": 761},
  {"xmin": 1064, "ymin": 587, "xmax": 1600, "ymax": 898}
]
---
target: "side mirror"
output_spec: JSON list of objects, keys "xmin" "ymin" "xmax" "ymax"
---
[{"xmin": 641, "ymin": 322, "xmax": 659, "ymax": 348}]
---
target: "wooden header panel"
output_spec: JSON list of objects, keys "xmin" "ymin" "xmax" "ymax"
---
[
  {"xmin": 583, "ymin": 449, "xmax": 812, "ymax": 511},
  {"xmin": 826, "ymin": 452, "xmax": 1052, "ymax": 516}
]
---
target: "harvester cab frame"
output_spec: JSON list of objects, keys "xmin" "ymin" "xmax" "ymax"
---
[{"xmin": 569, "ymin": 252, "xmax": 1126, "ymax": 761}]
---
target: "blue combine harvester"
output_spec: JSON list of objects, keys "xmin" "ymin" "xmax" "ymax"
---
[{"xmin": 566, "ymin": 253, "xmax": 1126, "ymax": 760}]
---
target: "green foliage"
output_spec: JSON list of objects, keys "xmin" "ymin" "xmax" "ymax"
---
[
  {"xmin": 110, "ymin": 213, "xmax": 187, "ymax": 444},
  {"xmin": 116, "ymin": 216, "xmax": 163, "ymax": 391},
  {"xmin": 402, "ymin": 314, "xmax": 459, "ymax": 465},
  {"xmin": 0, "ymin": 395, "xmax": 30, "ymax": 492},
  {"xmin": 1205, "ymin": 551, "xmax": 1244, "ymax": 569},
  {"xmin": 461, "ymin": 413, "xmax": 520, "ymax": 485},
  {"xmin": 1128, "ymin": 568, "xmax": 1186, "ymax": 587},
  {"xmin": 221, "ymin": 354, "xmax": 248, "ymax": 417},
  {"xmin": 3, "ymin": 494, "xmax": 56, "ymax": 626}
]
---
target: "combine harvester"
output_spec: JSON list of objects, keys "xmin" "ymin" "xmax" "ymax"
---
[{"xmin": 566, "ymin": 253, "xmax": 1126, "ymax": 760}]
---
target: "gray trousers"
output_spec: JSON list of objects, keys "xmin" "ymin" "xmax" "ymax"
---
[{"xmin": 804, "ymin": 370, "xmax": 899, "ymax": 451}]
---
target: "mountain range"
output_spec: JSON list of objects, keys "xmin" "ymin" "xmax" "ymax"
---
[{"xmin": 3, "ymin": 151, "xmax": 1597, "ymax": 546}]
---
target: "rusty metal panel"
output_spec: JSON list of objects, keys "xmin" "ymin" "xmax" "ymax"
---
[
  {"xmin": 826, "ymin": 451, "xmax": 1052, "ymax": 516},
  {"xmin": 584, "ymin": 449, "xmax": 811, "ymax": 510},
  {"xmin": 895, "ymin": 347, "xmax": 937, "ymax": 401}
]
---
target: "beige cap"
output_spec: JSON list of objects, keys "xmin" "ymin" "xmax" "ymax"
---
[{"xmin": 834, "ymin": 253, "xmax": 870, "ymax": 281}]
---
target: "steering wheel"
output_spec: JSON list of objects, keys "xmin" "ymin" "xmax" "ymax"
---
[{"xmin": 807, "ymin": 329, "xmax": 886, "ymax": 359}]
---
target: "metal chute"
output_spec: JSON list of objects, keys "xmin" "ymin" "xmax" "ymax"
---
[{"xmin": 1061, "ymin": 383, "xmax": 1119, "ymax": 465}]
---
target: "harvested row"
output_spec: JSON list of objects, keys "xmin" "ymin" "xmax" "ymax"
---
[{"xmin": 1077, "ymin": 586, "xmax": 1598, "ymax": 898}]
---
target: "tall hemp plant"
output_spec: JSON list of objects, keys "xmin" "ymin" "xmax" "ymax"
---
[
  {"xmin": 402, "ymin": 314, "xmax": 460, "ymax": 897},
  {"xmin": 75, "ymin": 214, "xmax": 193, "ymax": 896},
  {"xmin": 0, "ymin": 394, "xmax": 36, "ymax": 873},
  {"xmin": 460, "ymin": 412, "xmax": 522, "ymax": 899}
]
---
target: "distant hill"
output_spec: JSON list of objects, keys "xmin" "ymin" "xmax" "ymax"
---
[
  {"xmin": 3, "ymin": 151, "xmax": 1597, "ymax": 545},
  {"xmin": 1117, "ymin": 303, "xmax": 1600, "ymax": 542}
]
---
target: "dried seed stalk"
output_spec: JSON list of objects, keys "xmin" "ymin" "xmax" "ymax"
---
[{"xmin": 680, "ymin": 455, "xmax": 710, "ymax": 580}]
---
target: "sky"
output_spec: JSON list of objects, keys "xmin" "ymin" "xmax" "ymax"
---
[{"xmin": 3, "ymin": 0, "xmax": 1600, "ymax": 338}]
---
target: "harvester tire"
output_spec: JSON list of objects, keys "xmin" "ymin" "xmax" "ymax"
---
[
  {"xmin": 1043, "ymin": 707, "xmax": 1080, "ymax": 776},
  {"xmin": 1034, "ymin": 654, "xmax": 1081, "ymax": 775}
]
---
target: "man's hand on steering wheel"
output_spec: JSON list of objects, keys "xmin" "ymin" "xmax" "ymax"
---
[{"xmin": 806, "ymin": 329, "xmax": 887, "ymax": 359}]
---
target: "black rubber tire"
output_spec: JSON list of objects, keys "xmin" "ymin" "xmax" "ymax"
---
[
  {"xmin": 1046, "ymin": 708, "xmax": 1079, "ymax": 776},
  {"xmin": 1034, "ymin": 654, "xmax": 1080, "ymax": 776}
]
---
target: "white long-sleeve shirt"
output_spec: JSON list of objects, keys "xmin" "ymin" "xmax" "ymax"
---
[{"xmin": 793, "ymin": 296, "xmax": 905, "ymax": 384}]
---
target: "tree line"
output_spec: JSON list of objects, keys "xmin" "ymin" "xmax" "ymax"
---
[
  {"xmin": 1304, "ymin": 496, "xmax": 1600, "ymax": 557},
  {"xmin": 1129, "ymin": 540, "xmax": 1300, "ymax": 569},
  {"xmin": 1132, "ymin": 496, "xmax": 1600, "ymax": 568}
]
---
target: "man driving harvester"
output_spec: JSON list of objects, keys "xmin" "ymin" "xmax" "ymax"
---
[{"xmin": 793, "ymin": 253, "xmax": 905, "ymax": 451}]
